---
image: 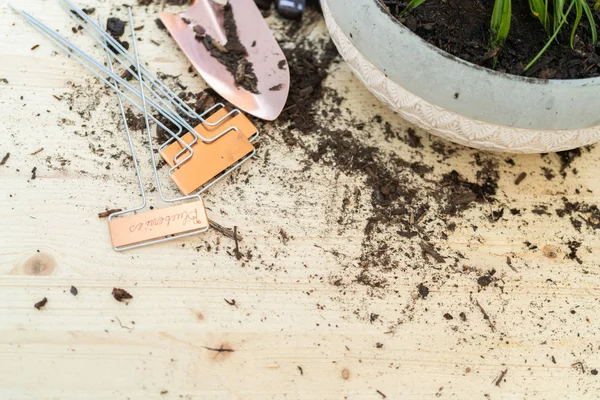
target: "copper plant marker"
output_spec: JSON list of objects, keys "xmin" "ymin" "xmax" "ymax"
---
[
  {"xmin": 159, "ymin": 107, "xmax": 257, "ymax": 195},
  {"xmin": 161, "ymin": 128, "xmax": 255, "ymax": 195},
  {"xmin": 104, "ymin": 8, "xmax": 209, "ymax": 250},
  {"xmin": 160, "ymin": 0, "xmax": 290, "ymax": 121},
  {"xmin": 109, "ymin": 201, "xmax": 209, "ymax": 249},
  {"xmin": 160, "ymin": 107, "xmax": 258, "ymax": 167},
  {"xmin": 11, "ymin": 3, "xmax": 263, "ymax": 250}
]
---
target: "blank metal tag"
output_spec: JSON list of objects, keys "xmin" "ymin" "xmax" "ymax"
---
[
  {"xmin": 108, "ymin": 200, "xmax": 209, "ymax": 249},
  {"xmin": 193, "ymin": 107, "xmax": 258, "ymax": 141},
  {"xmin": 159, "ymin": 108, "xmax": 257, "ymax": 195},
  {"xmin": 160, "ymin": 128, "xmax": 254, "ymax": 195},
  {"xmin": 161, "ymin": 108, "xmax": 258, "ymax": 168}
]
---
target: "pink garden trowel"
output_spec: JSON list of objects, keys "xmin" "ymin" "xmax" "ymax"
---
[{"xmin": 160, "ymin": 0, "xmax": 290, "ymax": 121}]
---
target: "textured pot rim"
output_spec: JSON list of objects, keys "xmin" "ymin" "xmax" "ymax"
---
[{"xmin": 372, "ymin": 0, "xmax": 600, "ymax": 86}]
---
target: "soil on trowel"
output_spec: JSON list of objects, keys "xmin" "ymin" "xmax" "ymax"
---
[
  {"xmin": 193, "ymin": 4, "xmax": 260, "ymax": 93},
  {"xmin": 382, "ymin": 0, "xmax": 600, "ymax": 79}
]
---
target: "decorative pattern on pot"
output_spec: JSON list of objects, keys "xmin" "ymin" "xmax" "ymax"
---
[{"xmin": 321, "ymin": 0, "xmax": 600, "ymax": 153}]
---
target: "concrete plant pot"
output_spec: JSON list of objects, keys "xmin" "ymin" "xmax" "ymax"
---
[{"xmin": 321, "ymin": 0, "xmax": 600, "ymax": 153}]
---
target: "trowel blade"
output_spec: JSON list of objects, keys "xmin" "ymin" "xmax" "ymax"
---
[{"xmin": 160, "ymin": 0, "xmax": 290, "ymax": 121}]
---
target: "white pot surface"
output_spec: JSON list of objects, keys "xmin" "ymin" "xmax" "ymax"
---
[{"xmin": 322, "ymin": 0, "xmax": 600, "ymax": 153}]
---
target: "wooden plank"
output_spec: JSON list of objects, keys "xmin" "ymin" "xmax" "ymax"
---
[{"xmin": 1, "ymin": 1, "xmax": 600, "ymax": 399}]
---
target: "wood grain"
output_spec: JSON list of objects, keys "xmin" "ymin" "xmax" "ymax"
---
[{"xmin": 1, "ymin": 1, "xmax": 600, "ymax": 399}]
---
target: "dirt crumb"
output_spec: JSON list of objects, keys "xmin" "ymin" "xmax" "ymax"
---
[
  {"xmin": 417, "ymin": 283, "xmax": 429, "ymax": 298},
  {"xmin": 112, "ymin": 288, "xmax": 133, "ymax": 303},
  {"xmin": 0, "ymin": 153, "xmax": 9, "ymax": 166},
  {"xmin": 98, "ymin": 209, "xmax": 122, "ymax": 219},
  {"xmin": 106, "ymin": 17, "xmax": 125, "ymax": 37},
  {"xmin": 34, "ymin": 297, "xmax": 48, "ymax": 310},
  {"xmin": 477, "ymin": 275, "xmax": 493, "ymax": 287},
  {"xmin": 514, "ymin": 172, "xmax": 527, "ymax": 185}
]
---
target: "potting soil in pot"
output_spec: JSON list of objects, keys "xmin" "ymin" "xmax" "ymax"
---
[{"xmin": 383, "ymin": 0, "xmax": 600, "ymax": 79}]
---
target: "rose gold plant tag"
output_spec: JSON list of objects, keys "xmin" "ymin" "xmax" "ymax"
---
[
  {"xmin": 108, "ymin": 200, "xmax": 209, "ymax": 249},
  {"xmin": 161, "ymin": 128, "xmax": 254, "ymax": 195},
  {"xmin": 160, "ymin": 107, "xmax": 257, "ymax": 168}
]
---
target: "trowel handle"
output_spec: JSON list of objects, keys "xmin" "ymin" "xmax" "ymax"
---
[{"xmin": 275, "ymin": 0, "xmax": 306, "ymax": 20}]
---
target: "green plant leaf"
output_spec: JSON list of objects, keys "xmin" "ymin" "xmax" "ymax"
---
[
  {"xmin": 491, "ymin": 0, "xmax": 512, "ymax": 49},
  {"xmin": 400, "ymin": 0, "xmax": 426, "ymax": 17},
  {"xmin": 570, "ymin": 0, "xmax": 583, "ymax": 49},
  {"xmin": 554, "ymin": 0, "xmax": 566, "ymax": 33},
  {"xmin": 526, "ymin": 0, "xmax": 576, "ymax": 71},
  {"xmin": 528, "ymin": 0, "xmax": 550, "ymax": 32},
  {"xmin": 583, "ymin": 1, "xmax": 598, "ymax": 45}
]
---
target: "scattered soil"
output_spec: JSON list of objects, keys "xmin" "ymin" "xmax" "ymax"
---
[
  {"xmin": 209, "ymin": 220, "xmax": 242, "ymax": 241},
  {"xmin": 106, "ymin": 17, "xmax": 125, "ymax": 37},
  {"xmin": 532, "ymin": 207, "xmax": 551, "ymax": 216},
  {"xmin": 224, "ymin": 298, "xmax": 237, "ymax": 306},
  {"xmin": 514, "ymin": 172, "xmax": 527, "ymax": 185},
  {"xmin": 0, "ymin": 152, "xmax": 9, "ymax": 166},
  {"xmin": 387, "ymin": 0, "xmax": 600, "ymax": 79},
  {"xmin": 417, "ymin": 283, "xmax": 429, "ymax": 298},
  {"xmin": 555, "ymin": 196, "xmax": 600, "ymax": 232},
  {"xmin": 155, "ymin": 18, "xmax": 166, "ymax": 30},
  {"xmin": 495, "ymin": 369, "xmax": 509, "ymax": 387},
  {"xmin": 125, "ymin": 108, "xmax": 146, "ymax": 131},
  {"xmin": 419, "ymin": 242, "xmax": 445, "ymax": 263},
  {"xmin": 567, "ymin": 240, "xmax": 583, "ymax": 264},
  {"xmin": 557, "ymin": 147, "xmax": 588, "ymax": 175},
  {"xmin": 31, "ymin": 167, "xmax": 37, "ymax": 180},
  {"xmin": 27, "ymin": 4, "xmax": 599, "ymax": 382},
  {"xmin": 193, "ymin": 4, "xmax": 259, "ymax": 93},
  {"xmin": 405, "ymin": 128, "xmax": 422, "ymax": 148},
  {"xmin": 234, "ymin": 226, "xmax": 242, "ymax": 260},
  {"xmin": 203, "ymin": 345, "xmax": 235, "ymax": 353},
  {"xmin": 263, "ymin": 9, "xmax": 505, "ymax": 301},
  {"xmin": 279, "ymin": 228, "xmax": 290, "ymax": 244},
  {"xmin": 477, "ymin": 274, "xmax": 493, "ymax": 287},
  {"xmin": 112, "ymin": 288, "xmax": 133, "ymax": 303},
  {"xmin": 98, "ymin": 209, "xmax": 122, "ymax": 218},
  {"xmin": 542, "ymin": 166, "xmax": 556, "ymax": 180},
  {"xmin": 34, "ymin": 297, "xmax": 48, "ymax": 310}
]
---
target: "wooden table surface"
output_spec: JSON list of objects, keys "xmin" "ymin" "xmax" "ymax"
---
[{"xmin": 1, "ymin": 1, "xmax": 600, "ymax": 399}]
